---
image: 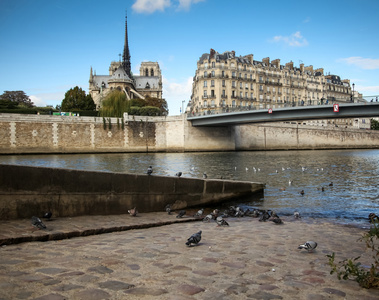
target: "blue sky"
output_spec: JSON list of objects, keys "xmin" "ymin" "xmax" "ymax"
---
[{"xmin": 1, "ymin": 0, "xmax": 379, "ymax": 115}]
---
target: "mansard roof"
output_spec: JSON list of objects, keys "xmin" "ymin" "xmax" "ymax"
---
[{"xmin": 135, "ymin": 76, "xmax": 160, "ymax": 90}]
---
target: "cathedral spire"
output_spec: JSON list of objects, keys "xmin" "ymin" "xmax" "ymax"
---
[{"xmin": 122, "ymin": 11, "xmax": 132, "ymax": 79}]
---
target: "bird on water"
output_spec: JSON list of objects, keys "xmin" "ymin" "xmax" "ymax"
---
[{"xmin": 147, "ymin": 166, "xmax": 153, "ymax": 175}]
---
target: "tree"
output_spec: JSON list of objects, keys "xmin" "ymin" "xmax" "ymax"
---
[
  {"xmin": 61, "ymin": 86, "xmax": 95, "ymax": 111},
  {"xmin": 0, "ymin": 91, "xmax": 34, "ymax": 108},
  {"xmin": 100, "ymin": 90, "xmax": 130, "ymax": 118},
  {"xmin": 144, "ymin": 95, "xmax": 168, "ymax": 115},
  {"xmin": 371, "ymin": 119, "xmax": 379, "ymax": 130}
]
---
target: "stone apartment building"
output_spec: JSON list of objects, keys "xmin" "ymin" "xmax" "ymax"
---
[
  {"xmin": 190, "ymin": 49, "xmax": 368, "ymax": 129},
  {"xmin": 89, "ymin": 14, "xmax": 163, "ymax": 110}
]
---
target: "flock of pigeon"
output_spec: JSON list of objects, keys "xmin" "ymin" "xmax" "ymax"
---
[
  {"xmin": 163, "ymin": 203, "xmax": 318, "ymax": 252},
  {"xmin": 28, "ymin": 164, "xmax": 379, "ymax": 255}
]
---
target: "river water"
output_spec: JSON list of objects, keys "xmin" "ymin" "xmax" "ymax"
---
[{"xmin": 1, "ymin": 149, "xmax": 378, "ymax": 227}]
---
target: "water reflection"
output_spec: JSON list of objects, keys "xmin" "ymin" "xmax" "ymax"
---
[{"xmin": 0, "ymin": 149, "xmax": 378, "ymax": 225}]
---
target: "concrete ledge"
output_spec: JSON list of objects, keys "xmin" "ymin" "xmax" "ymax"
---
[{"xmin": 0, "ymin": 164, "xmax": 265, "ymax": 220}]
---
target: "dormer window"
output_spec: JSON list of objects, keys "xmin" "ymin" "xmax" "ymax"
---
[{"xmin": 145, "ymin": 82, "xmax": 150, "ymax": 89}]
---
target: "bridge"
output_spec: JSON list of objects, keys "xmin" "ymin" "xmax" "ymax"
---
[{"xmin": 187, "ymin": 102, "xmax": 379, "ymax": 127}]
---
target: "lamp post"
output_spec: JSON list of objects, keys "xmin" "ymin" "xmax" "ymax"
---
[
  {"xmin": 352, "ymin": 83, "xmax": 355, "ymax": 103},
  {"xmin": 181, "ymin": 100, "xmax": 185, "ymax": 114}
]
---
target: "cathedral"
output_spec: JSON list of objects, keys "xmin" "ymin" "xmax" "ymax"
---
[{"xmin": 89, "ymin": 13, "xmax": 163, "ymax": 110}]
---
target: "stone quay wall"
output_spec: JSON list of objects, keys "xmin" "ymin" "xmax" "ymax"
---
[
  {"xmin": 0, "ymin": 113, "xmax": 378, "ymax": 154},
  {"xmin": 0, "ymin": 164, "xmax": 264, "ymax": 220}
]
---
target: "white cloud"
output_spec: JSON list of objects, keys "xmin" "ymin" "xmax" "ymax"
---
[
  {"xmin": 177, "ymin": 0, "xmax": 205, "ymax": 10},
  {"xmin": 355, "ymin": 85, "xmax": 379, "ymax": 95},
  {"xmin": 271, "ymin": 31, "xmax": 308, "ymax": 47},
  {"xmin": 162, "ymin": 76, "xmax": 192, "ymax": 115},
  {"xmin": 338, "ymin": 57, "xmax": 379, "ymax": 70},
  {"xmin": 29, "ymin": 95, "xmax": 46, "ymax": 107},
  {"xmin": 132, "ymin": 0, "xmax": 204, "ymax": 13},
  {"xmin": 132, "ymin": 0, "xmax": 171, "ymax": 14}
]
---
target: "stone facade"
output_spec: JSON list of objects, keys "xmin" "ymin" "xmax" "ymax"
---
[
  {"xmin": 190, "ymin": 49, "xmax": 367, "ymax": 127},
  {"xmin": 88, "ymin": 14, "xmax": 163, "ymax": 110},
  {"xmin": 0, "ymin": 114, "xmax": 378, "ymax": 154}
]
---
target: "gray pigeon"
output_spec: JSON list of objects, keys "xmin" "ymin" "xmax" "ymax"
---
[
  {"xmin": 185, "ymin": 230, "xmax": 202, "ymax": 246},
  {"xmin": 203, "ymin": 172, "xmax": 207, "ymax": 179},
  {"xmin": 42, "ymin": 211, "xmax": 52, "ymax": 220},
  {"xmin": 216, "ymin": 216, "xmax": 229, "ymax": 226},
  {"xmin": 194, "ymin": 208, "xmax": 204, "ymax": 218},
  {"xmin": 271, "ymin": 217, "xmax": 283, "ymax": 224},
  {"xmin": 31, "ymin": 216, "xmax": 46, "ymax": 230},
  {"xmin": 165, "ymin": 204, "xmax": 171, "ymax": 215},
  {"xmin": 298, "ymin": 241, "xmax": 318, "ymax": 252},
  {"xmin": 147, "ymin": 166, "xmax": 153, "ymax": 175},
  {"xmin": 175, "ymin": 172, "xmax": 182, "ymax": 177},
  {"xmin": 294, "ymin": 211, "xmax": 301, "ymax": 219},
  {"xmin": 176, "ymin": 210, "xmax": 186, "ymax": 218},
  {"xmin": 128, "ymin": 207, "xmax": 138, "ymax": 217},
  {"xmin": 202, "ymin": 214, "xmax": 213, "ymax": 222}
]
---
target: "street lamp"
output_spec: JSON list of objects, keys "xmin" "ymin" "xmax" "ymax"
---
[
  {"xmin": 352, "ymin": 83, "xmax": 355, "ymax": 103},
  {"xmin": 181, "ymin": 100, "xmax": 186, "ymax": 114}
]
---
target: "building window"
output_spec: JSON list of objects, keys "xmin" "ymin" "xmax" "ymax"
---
[
  {"xmin": 204, "ymin": 100, "xmax": 208, "ymax": 107},
  {"xmin": 203, "ymin": 90, "xmax": 207, "ymax": 97},
  {"xmin": 259, "ymin": 85, "xmax": 263, "ymax": 91},
  {"xmin": 240, "ymin": 91, "xmax": 243, "ymax": 98},
  {"xmin": 232, "ymin": 90, "xmax": 236, "ymax": 97},
  {"xmin": 251, "ymin": 83, "xmax": 254, "ymax": 89},
  {"xmin": 211, "ymin": 80, "xmax": 214, "ymax": 87},
  {"xmin": 211, "ymin": 90, "xmax": 215, "ymax": 97},
  {"xmin": 245, "ymin": 83, "xmax": 248, "ymax": 89},
  {"xmin": 222, "ymin": 80, "xmax": 225, "ymax": 87},
  {"xmin": 211, "ymin": 100, "xmax": 215, "ymax": 107},
  {"xmin": 150, "ymin": 69, "xmax": 154, "ymax": 76},
  {"xmin": 259, "ymin": 76, "xmax": 263, "ymax": 83},
  {"xmin": 245, "ymin": 92, "xmax": 248, "ymax": 98},
  {"xmin": 232, "ymin": 100, "xmax": 236, "ymax": 107},
  {"xmin": 240, "ymin": 82, "xmax": 242, "ymax": 89},
  {"xmin": 204, "ymin": 71, "xmax": 207, "ymax": 77},
  {"xmin": 222, "ymin": 71, "xmax": 225, "ymax": 77},
  {"xmin": 232, "ymin": 72, "xmax": 236, "ymax": 78},
  {"xmin": 232, "ymin": 81, "xmax": 236, "ymax": 88},
  {"xmin": 204, "ymin": 81, "xmax": 207, "ymax": 87},
  {"xmin": 222, "ymin": 90, "xmax": 225, "ymax": 97},
  {"xmin": 244, "ymin": 74, "xmax": 247, "ymax": 79},
  {"xmin": 211, "ymin": 62, "xmax": 215, "ymax": 68},
  {"xmin": 211, "ymin": 71, "xmax": 215, "ymax": 77},
  {"xmin": 145, "ymin": 68, "xmax": 149, "ymax": 76},
  {"xmin": 251, "ymin": 93, "xmax": 254, "ymax": 99}
]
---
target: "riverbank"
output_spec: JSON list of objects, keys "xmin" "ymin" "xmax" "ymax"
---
[{"xmin": 0, "ymin": 212, "xmax": 378, "ymax": 299}]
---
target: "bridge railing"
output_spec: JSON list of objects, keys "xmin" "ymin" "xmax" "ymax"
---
[{"xmin": 189, "ymin": 99, "xmax": 343, "ymax": 117}]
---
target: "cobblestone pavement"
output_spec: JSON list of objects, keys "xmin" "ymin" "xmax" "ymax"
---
[{"xmin": 1, "ymin": 212, "xmax": 379, "ymax": 299}]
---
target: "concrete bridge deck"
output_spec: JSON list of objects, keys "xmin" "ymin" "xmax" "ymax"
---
[{"xmin": 187, "ymin": 102, "xmax": 379, "ymax": 126}]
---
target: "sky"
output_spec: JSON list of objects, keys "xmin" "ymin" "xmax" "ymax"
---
[{"xmin": 1, "ymin": 0, "xmax": 379, "ymax": 115}]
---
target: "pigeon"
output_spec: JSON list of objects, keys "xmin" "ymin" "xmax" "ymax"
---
[
  {"xmin": 165, "ymin": 204, "xmax": 171, "ymax": 215},
  {"xmin": 176, "ymin": 210, "xmax": 186, "ymax": 218},
  {"xmin": 235, "ymin": 206, "xmax": 244, "ymax": 217},
  {"xmin": 270, "ymin": 210, "xmax": 279, "ymax": 219},
  {"xmin": 175, "ymin": 172, "xmax": 182, "ymax": 177},
  {"xmin": 294, "ymin": 211, "xmax": 301, "ymax": 219},
  {"xmin": 368, "ymin": 213, "xmax": 379, "ymax": 223},
  {"xmin": 128, "ymin": 207, "xmax": 138, "ymax": 216},
  {"xmin": 147, "ymin": 166, "xmax": 153, "ymax": 175},
  {"xmin": 216, "ymin": 216, "xmax": 229, "ymax": 226},
  {"xmin": 194, "ymin": 208, "xmax": 204, "ymax": 218},
  {"xmin": 211, "ymin": 209, "xmax": 219, "ymax": 219},
  {"xmin": 202, "ymin": 214, "xmax": 213, "ymax": 222},
  {"xmin": 329, "ymin": 182, "xmax": 333, "ymax": 186},
  {"xmin": 31, "ymin": 216, "xmax": 46, "ymax": 230},
  {"xmin": 42, "ymin": 211, "xmax": 52, "ymax": 220},
  {"xmin": 250, "ymin": 209, "xmax": 260, "ymax": 218},
  {"xmin": 185, "ymin": 231, "xmax": 202, "ymax": 246},
  {"xmin": 271, "ymin": 217, "xmax": 283, "ymax": 224},
  {"xmin": 300, "ymin": 190, "xmax": 305, "ymax": 196},
  {"xmin": 298, "ymin": 241, "xmax": 318, "ymax": 252},
  {"xmin": 259, "ymin": 210, "xmax": 270, "ymax": 222},
  {"xmin": 203, "ymin": 172, "xmax": 208, "ymax": 179}
]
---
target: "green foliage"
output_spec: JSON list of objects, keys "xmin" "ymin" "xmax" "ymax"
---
[
  {"xmin": 371, "ymin": 119, "xmax": 379, "ymax": 130},
  {"xmin": 103, "ymin": 117, "xmax": 106, "ymax": 130},
  {"xmin": 0, "ymin": 91, "xmax": 34, "ymax": 108},
  {"xmin": 108, "ymin": 118, "xmax": 112, "ymax": 130},
  {"xmin": 129, "ymin": 98, "xmax": 146, "ymax": 107},
  {"xmin": 100, "ymin": 90, "xmax": 129, "ymax": 118},
  {"xmin": 61, "ymin": 86, "xmax": 95, "ymax": 111},
  {"xmin": 327, "ymin": 221, "xmax": 379, "ymax": 288},
  {"xmin": 144, "ymin": 95, "xmax": 168, "ymax": 115}
]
